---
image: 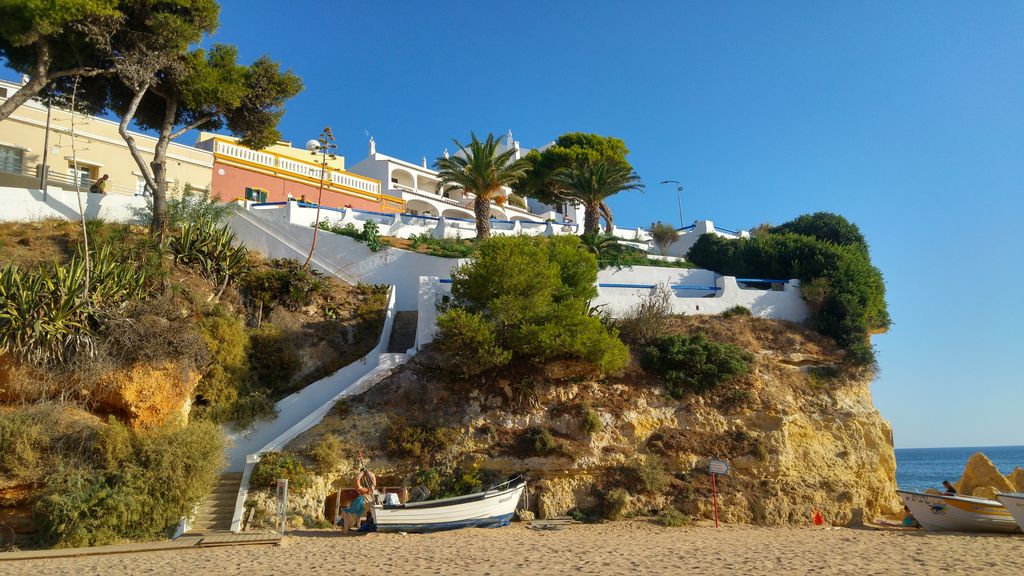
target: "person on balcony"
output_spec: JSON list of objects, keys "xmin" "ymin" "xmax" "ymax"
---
[{"xmin": 90, "ymin": 174, "xmax": 109, "ymax": 194}]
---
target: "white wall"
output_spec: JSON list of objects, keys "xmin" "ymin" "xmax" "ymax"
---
[
  {"xmin": 414, "ymin": 266, "xmax": 809, "ymax": 348},
  {"xmin": 229, "ymin": 206, "xmax": 461, "ymax": 310},
  {"xmin": 0, "ymin": 186, "xmax": 149, "ymax": 224}
]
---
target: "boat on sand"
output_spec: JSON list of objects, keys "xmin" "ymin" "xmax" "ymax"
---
[
  {"xmin": 371, "ymin": 477, "xmax": 527, "ymax": 533},
  {"xmin": 897, "ymin": 490, "xmax": 1019, "ymax": 533},
  {"xmin": 994, "ymin": 493, "xmax": 1024, "ymax": 531}
]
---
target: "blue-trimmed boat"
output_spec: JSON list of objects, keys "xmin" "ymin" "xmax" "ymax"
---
[{"xmin": 371, "ymin": 477, "xmax": 526, "ymax": 533}]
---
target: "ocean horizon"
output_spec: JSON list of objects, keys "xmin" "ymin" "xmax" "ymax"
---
[{"xmin": 894, "ymin": 444, "xmax": 1024, "ymax": 492}]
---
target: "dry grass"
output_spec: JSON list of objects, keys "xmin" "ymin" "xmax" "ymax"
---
[{"xmin": 0, "ymin": 220, "xmax": 78, "ymax": 268}]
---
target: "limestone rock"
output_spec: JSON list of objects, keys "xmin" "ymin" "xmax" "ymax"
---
[
  {"xmin": 92, "ymin": 361, "xmax": 200, "ymax": 428},
  {"xmin": 972, "ymin": 486, "xmax": 999, "ymax": 500},
  {"xmin": 1008, "ymin": 467, "xmax": 1024, "ymax": 492},
  {"xmin": 956, "ymin": 452, "xmax": 1015, "ymax": 496}
]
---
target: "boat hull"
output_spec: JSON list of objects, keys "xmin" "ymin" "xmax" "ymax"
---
[
  {"xmin": 371, "ymin": 481, "xmax": 526, "ymax": 533},
  {"xmin": 994, "ymin": 493, "xmax": 1024, "ymax": 531},
  {"xmin": 898, "ymin": 490, "xmax": 1018, "ymax": 533}
]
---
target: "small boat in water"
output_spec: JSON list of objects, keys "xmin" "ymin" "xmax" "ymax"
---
[
  {"xmin": 897, "ymin": 490, "xmax": 1019, "ymax": 533},
  {"xmin": 371, "ymin": 477, "xmax": 526, "ymax": 533},
  {"xmin": 994, "ymin": 493, "xmax": 1024, "ymax": 531}
]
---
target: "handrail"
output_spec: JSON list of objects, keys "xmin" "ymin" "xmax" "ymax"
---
[
  {"xmin": 598, "ymin": 282, "xmax": 721, "ymax": 291},
  {"xmin": 735, "ymin": 278, "xmax": 790, "ymax": 284}
]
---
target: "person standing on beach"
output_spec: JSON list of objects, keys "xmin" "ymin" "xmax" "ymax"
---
[{"xmin": 943, "ymin": 480, "xmax": 957, "ymax": 495}]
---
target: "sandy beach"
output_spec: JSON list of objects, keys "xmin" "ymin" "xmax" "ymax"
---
[{"xmin": 5, "ymin": 521, "xmax": 1023, "ymax": 575}]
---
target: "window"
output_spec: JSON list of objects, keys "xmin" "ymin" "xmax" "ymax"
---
[
  {"xmin": 0, "ymin": 145, "xmax": 24, "ymax": 174},
  {"xmin": 244, "ymin": 187, "xmax": 268, "ymax": 202},
  {"xmin": 135, "ymin": 176, "xmax": 152, "ymax": 196},
  {"xmin": 68, "ymin": 163, "xmax": 95, "ymax": 186}
]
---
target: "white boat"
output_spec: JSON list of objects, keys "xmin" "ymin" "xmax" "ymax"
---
[
  {"xmin": 994, "ymin": 493, "xmax": 1024, "ymax": 531},
  {"xmin": 371, "ymin": 477, "xmax": 527, "ymax": 533},
  {"xmin": 898, "ymin": 490, "xmax": 1019, "ymax": 533}
]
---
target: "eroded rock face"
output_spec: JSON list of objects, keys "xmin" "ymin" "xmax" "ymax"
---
[
  {"xmin": 287, "ymin": 317, "xmax": 902, "ymax": 527},
  {"xmin": 956, "ymin": 452, "xmax": 1016, "ymax": 496},
  {"xmin": 91, "ymin": 361, "xmax": 200, "ymax": 428}
]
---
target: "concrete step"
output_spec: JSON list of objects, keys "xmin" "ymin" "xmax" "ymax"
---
[{"xmin": 387, "ymin": 310, "xmax": 418, "ymax": 353}]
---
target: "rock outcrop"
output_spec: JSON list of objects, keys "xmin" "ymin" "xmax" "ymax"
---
[
  {"xmin": 285, "ymin": 316, "xmax": 902, "ymax": 527},
  {"xmin": 952, "ymin": 453, "xmax": 1019, "ymax": 499},
  {"xmin": 90, "ymin": 361, "xmax": 200, "ymax": 428}
]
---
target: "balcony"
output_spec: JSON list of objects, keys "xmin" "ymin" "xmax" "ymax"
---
[{"xmin": 212, "ymin": 139, "xmax": 384, "ymax": 198}]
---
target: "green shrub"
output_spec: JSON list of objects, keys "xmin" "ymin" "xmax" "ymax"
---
[
  {"xmin": 439, "ymin": 235, "xmax": 629, "ymax": 376},
  {"xmin": 316, "ymin": 219, "xmax": 386, "ymax": 252},
  {"xmin": 721, "ymin": 305, "xmax": 752, "ymax": 318},
  {"xmin": 601, "ymin": 488, "xmax": 631, "ymax": 520},
  {"xmin": 687, "ymin": 212, "xmax": 887, "ymax": 364},
  {"xmin": 506, "ymin": 193, "xmax": 527, "ymax": 209},
  {"xmin": 248, "ymin": 325, "xmax": 302, "ymax": 394},
  {"xmin": 579, "ymin": 404, "xmax": 603, "ymax": 436},
  {"xmin": 614, "ymin": 459, "xmax": 670, "ymax": 494},
  {"xmin": 0, "ymin": 408, "xmax": 48, "ymax": 483},
  {"xmin": 649, "ymin": 221, "xmax": 679, "ymax": 255},
  {"xmin": 654, "ymin": 508, "xmax": 691, "ymax": 527},
  {"xmin": 0, "ymin": 244, "xmax": 152, "ymax": 366},
  {"xmin": 163, "ymin": 182, "xmax": 233, "ymax": 229},
  {"xmin": 242, "ymin": 259, "xmax": 328, "ymax": 314},
  {"xmin": 435, "ymin": 308, "xmax": 512, "ymax": 377},
  {"xmin": 618, "ymin": 283, "xmax": 673, "ymax": 345},
  {"xmin": 517, "ymin": 426, "xmax": 558, "ymax": 457},
  {"xmin": 384, "ymin": 421, "xmax": 461, "ymax": 465},
  {"xmin": 250, "ymin": 451, "xmax": 310, "ymax": 493},
  {"xmin": 169, "ymin": 220, "xmax": 249, "ymax": 289},
  {"xmin": 306, "ymin": 433, "xmax": 342, "ymax": 473},
  {"xmin": 408, "ymin": 233, "xmax": 476, "ymax": 258},
  {"xmin": 643, "ymin": 333, "xmax": 753, "ymax": 398},
  {"xmin": 33, "ymin": 420, "xmax": 224, "ymax": 548},
  {"xmin": 770, "ymin": 211, "xmax": 867, "ymax": 253}
]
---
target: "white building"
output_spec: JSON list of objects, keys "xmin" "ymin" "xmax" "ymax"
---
[{"xmin": 348, "ymin": 130, "xmax": 584, "ymax": 223}]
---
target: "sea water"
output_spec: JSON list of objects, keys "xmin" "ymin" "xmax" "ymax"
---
[{"xmin": 895, "ymin": 445, "xmax": 1024, "ymax": 492}]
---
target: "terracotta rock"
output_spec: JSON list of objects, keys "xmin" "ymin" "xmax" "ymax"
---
[{"xmin": 956, "ymin": 452, "xmax": 1015, "ymax": 496}]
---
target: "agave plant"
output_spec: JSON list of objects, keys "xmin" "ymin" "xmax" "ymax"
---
[{"xmin": 169, "ymin": 221, "xmax": 250, "ymax": 295}]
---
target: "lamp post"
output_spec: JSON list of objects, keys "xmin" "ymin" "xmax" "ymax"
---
[
  {"xmin": 302, "ymin": 127, "xmax": 337, "ymax": 269},
  {"xmin": 660, "ymin": 180, "xmax": 684, "ymax": 229}
]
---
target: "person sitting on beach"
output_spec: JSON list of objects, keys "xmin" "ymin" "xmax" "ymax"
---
[
  {"xmin": 942, "ymin": 480, "xmax": 957, "ymax": 496},
  {"xmin": 901, "ymin": 505, "xmax": 919, "ymax": 528}
]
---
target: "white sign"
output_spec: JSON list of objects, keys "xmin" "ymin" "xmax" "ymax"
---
[{"xmin": 708, "ymin": 459, "xmax": 729, "ymax": 475}]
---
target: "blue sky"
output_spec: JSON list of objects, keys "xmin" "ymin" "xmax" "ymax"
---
[{"xmin": 5, "ymin": 1, "xmax": 1022, "ymax": 448}]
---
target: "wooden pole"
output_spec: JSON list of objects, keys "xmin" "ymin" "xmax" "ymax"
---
[{"xmin": 712, "ymin": 472, "xmax": 719, "ymax": 528}]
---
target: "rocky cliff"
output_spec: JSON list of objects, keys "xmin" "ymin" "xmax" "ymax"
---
[{"xmin": 285, "ymin": 315, "xmax": 901, "ymax": 527}]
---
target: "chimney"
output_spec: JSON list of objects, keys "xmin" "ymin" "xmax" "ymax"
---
[
  {"xmin": 368, "ymin": 136, "xmax": 376, "ymax": 155},
  {"xmin": 422, "ymin": 156, "xmax": 428, "ymax": 168}
]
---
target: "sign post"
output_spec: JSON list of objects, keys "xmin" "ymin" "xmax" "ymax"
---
[
  {"xmin": 708, "ymin": 459, "xmax": 730, "ymax": 528},
  {"xmin": 275, "ymin": 479, "xmax": 289, "ymax": 535}
]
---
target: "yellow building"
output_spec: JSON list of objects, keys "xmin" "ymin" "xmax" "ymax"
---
[{"xmin": 0, "ymin": 79, "xmax": 213, "ymax": 196}]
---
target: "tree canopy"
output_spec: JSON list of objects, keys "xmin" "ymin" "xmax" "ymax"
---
[
  {"xmin": 0, "ymin": 0, "xmax": 121, "ymax": 120},
  {"xmin": 686, "ymin": 213, "xmax": 888, "ymax": 365},
  {"xmin": 549, "ymin": 158, "xmax": 644, "ymax": 236},
  {"xmin": 434, "ymin": 132, "xmax": 531, "ymax": 239},
  {"xmin": 514, "ymin": 132, "xmax": 635, "ymax": 233}
]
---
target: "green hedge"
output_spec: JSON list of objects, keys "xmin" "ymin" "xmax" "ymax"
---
[
  {"xmin": 643, "ymin": 333, "xmax": 753, "ymax": 397},
  {"xmin": 687, "ymin": 213, "xmax": 888, "ymax": 364}
]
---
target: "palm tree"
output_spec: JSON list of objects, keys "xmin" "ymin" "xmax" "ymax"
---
[
  {"xmin": 550, "ymin": 159, "xmax": 644, "ymax": 237},
  {"xmin": 435, "ymin": 133, "xmax": 531, "ymax": 239}
]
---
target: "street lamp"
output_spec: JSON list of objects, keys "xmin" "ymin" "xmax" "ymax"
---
[
  {"xmin": 660, "ymin": 180, "xmax": 684, "ymax": 229},
  {"xmin": 302, "ymin": 127, "xmax": 337, "ymax": 269}
]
